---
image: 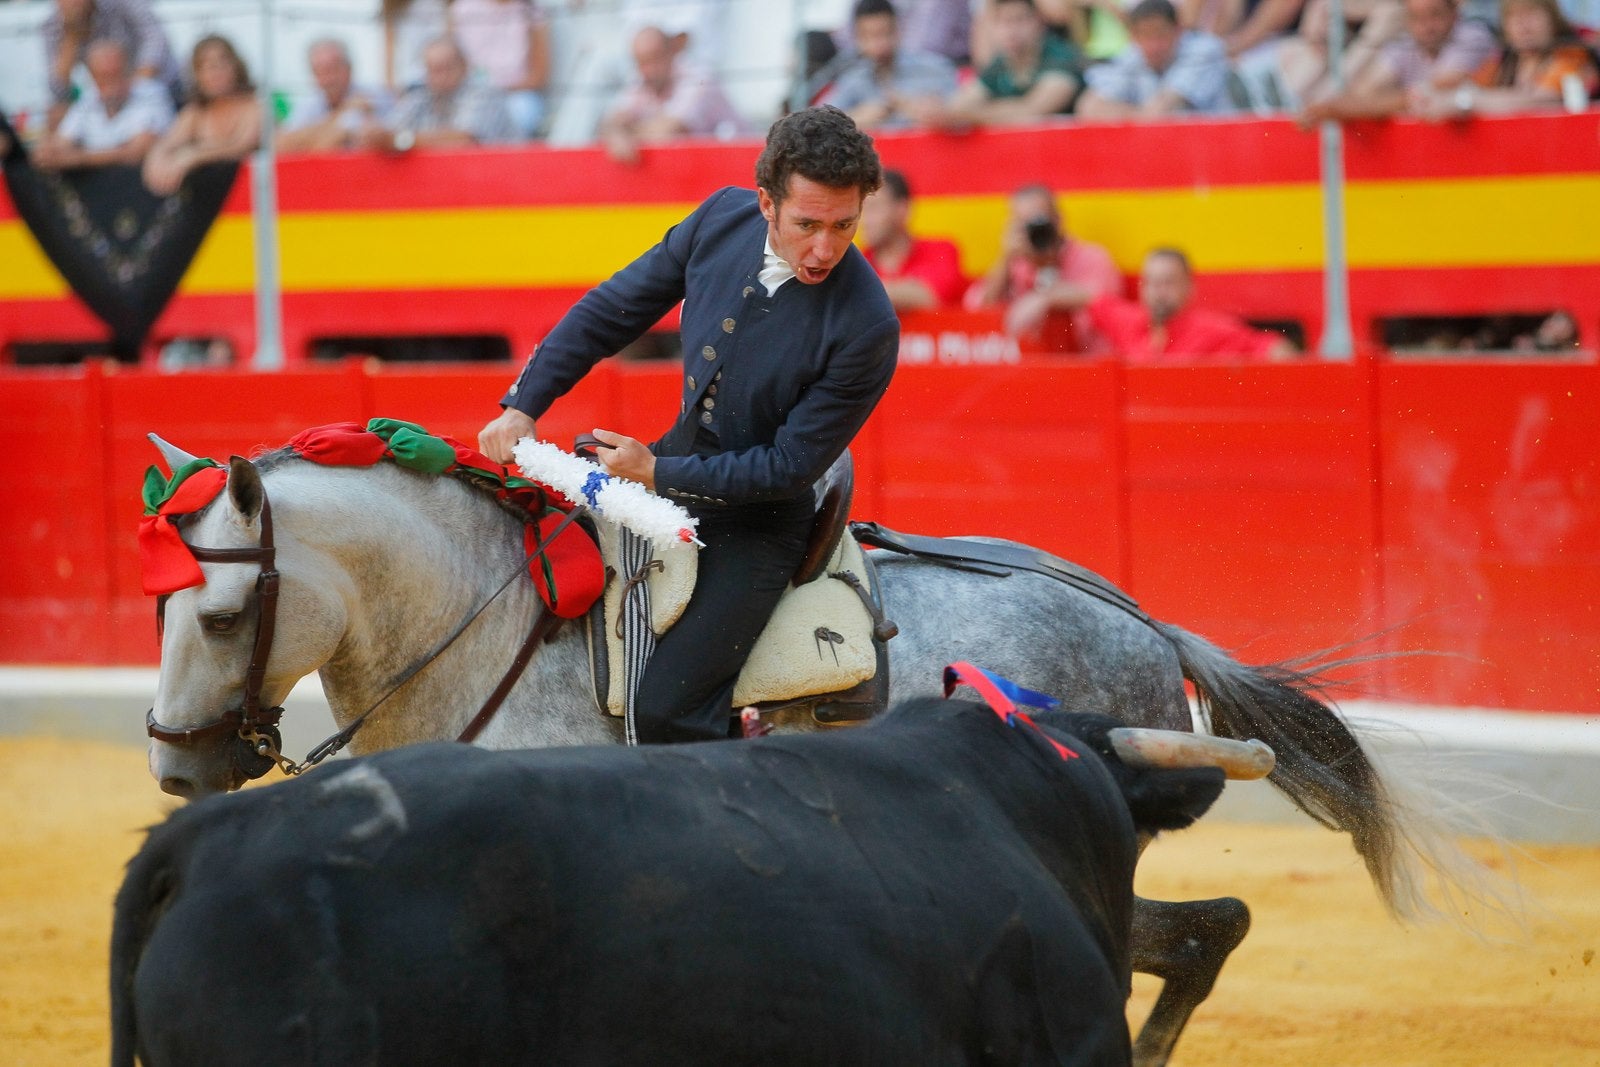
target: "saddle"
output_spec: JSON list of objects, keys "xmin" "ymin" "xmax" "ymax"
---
[{"xmin": 582, "ymin": 452, "xmax": 895, "ymax": 733}]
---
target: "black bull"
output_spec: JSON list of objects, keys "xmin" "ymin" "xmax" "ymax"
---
[{"xmin": 112, "ymin": 697, "xmax": 1228, "ymax": 1066}]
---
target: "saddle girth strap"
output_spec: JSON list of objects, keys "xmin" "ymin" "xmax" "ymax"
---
[{"xmin": 848, "ymin": 521, "xmax": 1152, "ymax": 627}]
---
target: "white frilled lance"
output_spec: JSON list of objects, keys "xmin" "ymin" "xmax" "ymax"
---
[
  {"xmin": 512, "ymin": 440, "xmax": 703, "ymax": 548},
  {"xmin": 513, "ymin": 439, "xmax": 700, "ymax": 744}
]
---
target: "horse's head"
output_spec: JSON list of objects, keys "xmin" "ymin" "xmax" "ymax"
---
[{"xmin": 148, "ymin": 441, "xmax": 348, "ymax": 799}]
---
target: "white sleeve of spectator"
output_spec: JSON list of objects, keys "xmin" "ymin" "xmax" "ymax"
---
[
  {"xmin": 1085, "ymin": 55, "xmax": 1136, "ymax": 103},
  {"xmin": 135, "ymin": 93, "xmax": 174, "ymax": 135},
  {"xmin": 905, "ymin": 53, "xmax": 959, "ymax": 98},
  {"xmin": 819, "ymin": 66, "xmax": 870, "ymax": 110},
  {"xmin": 58, "ymin": 105, "xmax": 87, "ymax": 146},
  {"xmin": 1167, "ymin": 33, "xmax": 1229, "ymax": 110}
]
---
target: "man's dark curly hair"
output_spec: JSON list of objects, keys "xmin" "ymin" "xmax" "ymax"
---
[{"xmin": 755, "ymin": 106, "xmax": 882, "ymax": 207}]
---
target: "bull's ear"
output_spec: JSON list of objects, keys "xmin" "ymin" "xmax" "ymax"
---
[
  {"xmin": 1122, "ymin": 766, "xmax": 1226, "ymax": 834},
  {"xmin": 227, "ymin": 456, "xmax": 264, "ymax": 523}
]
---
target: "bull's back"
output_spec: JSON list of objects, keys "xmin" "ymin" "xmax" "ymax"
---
[{"xmin": 114, "ymin": 720, "xmax": 1138, "ymax": 1065}]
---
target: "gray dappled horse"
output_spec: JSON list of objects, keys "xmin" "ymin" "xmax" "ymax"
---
[{"xmin": 144, "ymin": 438, "xmax": 1467, "ymax": 1067}]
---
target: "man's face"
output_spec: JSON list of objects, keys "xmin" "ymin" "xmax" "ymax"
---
[
  {"xmin": 1131, "ymin": 16, "xmax": 1181, "ymax": 72},
  {"xmin": 309, "ymin": 44, "xmax": 352, "ymax": 103},
  {"xmin": 1404, "ymin": 0, "xmax": 1457, "ymax": 54},
  {"xmin": 423, "ymin": 43, "xmax": 466, "ymax": 96},
  {"xmin": 1010, "ymin": 189, "xmax": 1061, "ymax": 263},
  {"xmin": 86, "ymin": 44, "xmax": 130, "ymax": 107},
  {"xmin": 854, "ymin": 12, "xmax": 899, "ymax": 67},
  {"xmin": 992, "ymin": 2, "xmax": 1043, "ymax": 61},
  {"xmin": 1503, "ymin": 1, "xmax": 1555, "ymax": 51},
  {"xmin": 195, "ymin": 43, "xmax": 240, "ymax": 100},
  {"xmin": 632, "ymin": 30, "xmax": 675, "ymax": 94},
  {"xmin": 861, "ymin": 186, "xmax": 908, "ymax": 250},
  {"xmin": 1140, "ymin": 255, "xmax": 1192, "ymax": 324},
  {"xmin": 758, "ymin": 175, "xmax": 864, "ymax": 285}
]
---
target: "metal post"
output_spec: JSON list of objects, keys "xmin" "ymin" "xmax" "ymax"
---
[
  {"xmin": 251, "ymin": 0, "xmax": 285, "ymax": 369},
  {"xmin": 1317, "ymin": 0, "xmax": 1354, "ymax": 359}
]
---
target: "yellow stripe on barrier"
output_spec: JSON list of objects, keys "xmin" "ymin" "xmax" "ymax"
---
[
  {"xmin": 1346, "ymin": 174, "xmax": 1600, "ymax": 268},
  {"xmin": 263, "ymin": 204, "xmax": 689, "ymax": 292},
  {"xmin": 3, "ymin": 174, "xmax": 1597, "ymax": 300},
  {"xmin": 0, "ymin": 224, "xmax": 70, "ymax": 298},
  {"xmin": 912, "ymin": 184, "xmax": 1326, "ymax": 275}
]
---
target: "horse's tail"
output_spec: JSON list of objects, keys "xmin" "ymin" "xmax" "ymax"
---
[
  {"xmin": 110, "ymin": 824, "xmax": 179, "ymax": 1067},
  {"xmin": 1151, "ymin": 620, "xmax": 1507, "ymax": 926}
]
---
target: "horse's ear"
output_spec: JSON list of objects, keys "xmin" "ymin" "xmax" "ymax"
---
[
  {"xmin": 227, "ymin": 456, "xmax": 264, "ymax": 523},
  {"xmin": 148, "ymin": 433, "xmax": 203, "ymax": 474}
]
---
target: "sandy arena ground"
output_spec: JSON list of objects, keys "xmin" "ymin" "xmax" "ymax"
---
[{"xmin": 3, "ymin": 735, "xmax": 1597, "ymax": 1066}]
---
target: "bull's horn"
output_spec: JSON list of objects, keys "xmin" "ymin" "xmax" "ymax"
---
[
  {"xmin": 149, "ymin": 433, "xmax": 203, "ymax": 472},
  {"xmin": 1107, "ymin": 728, "xmax": 1276, "ymax": 781}
]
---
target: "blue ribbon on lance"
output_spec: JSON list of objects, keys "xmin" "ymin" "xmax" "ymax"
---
[
  {"xmin": 580, "ymin": 470, "xmax": 608, "ymax": 508},
  {"xmin": 942, "ymin": 662, "xmax": 1077, "ymax": 762}
]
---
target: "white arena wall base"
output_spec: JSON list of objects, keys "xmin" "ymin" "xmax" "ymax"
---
[{"xmin": 3, "ymin": 665, "xmax": 1596, "ymax": 844}]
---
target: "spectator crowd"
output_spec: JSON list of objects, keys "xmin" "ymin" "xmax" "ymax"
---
[
  {"xmin": 6, "ymin": 0, "xmax": 1594, "ymax": 359},
  {"xmin": 14, "ymin": 0, "xmax": 1596, "ymax": 172}
]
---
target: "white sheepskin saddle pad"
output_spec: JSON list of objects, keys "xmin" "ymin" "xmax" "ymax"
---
[{"xmin": 587, "ymin": 523, "xmax": 878, "ymax": 715}]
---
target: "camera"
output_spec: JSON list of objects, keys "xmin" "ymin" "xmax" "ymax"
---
[{"xmin": 1024, "ymin": 217, "xmax": 1060, "ymax": 253}]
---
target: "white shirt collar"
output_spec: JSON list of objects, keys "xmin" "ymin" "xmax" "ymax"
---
[{"xmin": 759, "ymin": 234, "xmax": 795, "ymax": 297}]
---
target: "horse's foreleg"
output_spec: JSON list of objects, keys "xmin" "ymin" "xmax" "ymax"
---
[{"xmin": 1129, "ymin": 894, "xmax": 1251, "ymax": 1067}]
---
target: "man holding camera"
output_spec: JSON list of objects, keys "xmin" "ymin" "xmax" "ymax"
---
[{"xmin": 965, "ymin": 183, "xmax": 1121, "ymax": 353}]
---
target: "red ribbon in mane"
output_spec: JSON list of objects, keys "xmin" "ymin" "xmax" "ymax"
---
[{"xmin": 136, "ymin": 421, "xmax": 605, "ymax": 619}]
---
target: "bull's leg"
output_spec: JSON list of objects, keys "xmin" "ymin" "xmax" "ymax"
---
[{"xmin": 1129, "ymin": 894, "xmax": 1251, "ymax": 1067}]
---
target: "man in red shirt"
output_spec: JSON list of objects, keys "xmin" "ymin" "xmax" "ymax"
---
[
  {"xmin": 964, "ymin": 182, "xmax": 1122, "ymax": 352},
  {"xmin": 1082, "ymin": 247, "xmax": 1296, "ymax": 362},
  {"xmin": 861, "ymin": 169, "xmax": 967, "ymax": 310}
]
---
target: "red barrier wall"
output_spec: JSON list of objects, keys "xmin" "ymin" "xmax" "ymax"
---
[{"xmin": 1, "ymin": 359, "xmax": 1594, "ymax": 713}]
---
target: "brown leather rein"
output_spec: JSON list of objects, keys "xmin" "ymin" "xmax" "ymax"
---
[{"xmin": 146, "ymin": 475, "xmax": 581, "ymax": 783}]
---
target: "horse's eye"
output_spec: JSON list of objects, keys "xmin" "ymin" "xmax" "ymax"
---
[{"xmin": 202, "ymin": 613, "xmax": 239, "ymax": 634}]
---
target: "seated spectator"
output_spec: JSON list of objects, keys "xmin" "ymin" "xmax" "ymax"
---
[
  {"xmin": 142, "ymin": 35, "xmax": 260, "ymax": 196},
  {"xmin": 1413, "ymin": 0, "xmax": 1598, "ymax": 115},
  {"xmin": 1071, "ymin": 247, "xmax": 1297, "ymax": 361},
  {"xmin": 369, "ymin": 36, "xmax": 516, "ymax": 150},
  {"xmin": 821, "ymin": 0, "xmax": 959, "ymax": 130},
  {"xmin": 597, "ymin": 25, "xmax": 744, "ymax": 165},
  {"xmin": 965, "ymin": 183, "xmax": 1122, "ymax": 350},
  {"xmin": 970, "ymin": 0, "xmax": 1087, "ymax": 67},
  {"xmin": 1076, "ymin": 0, "xmax": 1234, "ymax": 117},
  {"xmin": 32, "ymin": 39, "xmax": 172, "ymax": 169},
  {"xmin": 42, "ymin": 0, "xmax": 182, "ymax": 130},
  {"xmin": 453, "ymin": 0, "xmax": 551, "ymax": 139},
  {"xmin": 861, "ymin": 169, "xmax": 967, "ymax": 311},
  {"xmin": 1277, "ymin": 0, "xmax": 1406, "ymax": 109},
  {"xmin": 932, "ymin": 0, "xmax": 1085, "ymax": 126},
  {"xmin": 279, "ymin": 39, "xmax": 391, "ymax": 154},
  {"xmin": 1300, "ymin": 0, "xmax": 1498, "ymax": 121}
]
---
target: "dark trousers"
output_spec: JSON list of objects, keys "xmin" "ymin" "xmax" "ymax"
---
[{"xmin": 633, "ymin": 497, "xmax": 814, "ymax": 743}]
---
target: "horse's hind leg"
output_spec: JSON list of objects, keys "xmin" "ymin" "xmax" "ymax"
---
[{"xmin": 1129, "ymin": 894, "xmax": 1251, "ymax": 1067}]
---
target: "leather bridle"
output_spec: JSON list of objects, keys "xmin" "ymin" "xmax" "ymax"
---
[
  {"xmin": 147, "ymin": 471, "xmax": 579, "ymax": 785},
  {"xmin": 147, "ymin": 487, "xmax": 287, "ymax": 782}
]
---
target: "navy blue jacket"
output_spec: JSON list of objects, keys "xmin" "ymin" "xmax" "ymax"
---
[{"xmin": 501, "ymin": 187, "xmax": 899, "ymax": 506}]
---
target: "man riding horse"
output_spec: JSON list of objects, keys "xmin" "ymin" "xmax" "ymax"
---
[{"xmin": 478, "ymin": 105, "xmax": 898, "ymax": 744}]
